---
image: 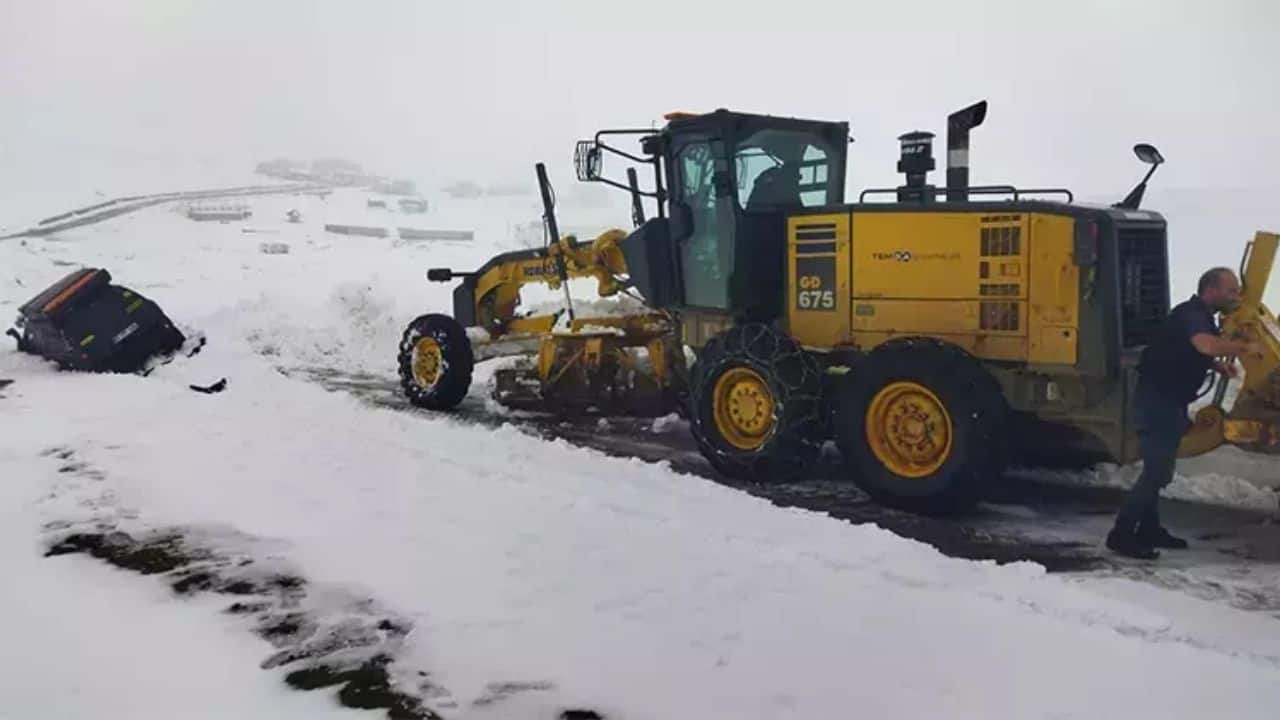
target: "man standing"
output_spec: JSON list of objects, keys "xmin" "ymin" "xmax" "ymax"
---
[{"xmin": 1107, "ymin": 267, "xmax": 1263, "ymax": 559}]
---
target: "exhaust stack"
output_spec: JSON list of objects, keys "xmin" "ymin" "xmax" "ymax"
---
[{"xmin": 946, "ymin": 100, "xmax": 988, "ymax": 202}]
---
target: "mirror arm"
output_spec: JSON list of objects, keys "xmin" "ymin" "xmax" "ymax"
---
[
  {"xmin": 1114, "ymin": 160, "xmax": 1161, "ymax": 210},
  {"xmin": 597, "ymin": 141, "xmax": 651, "ymax": 165},
  {"xmin": 1140, "ymin": 162, "xmax": 1158, "ymax": 187},
  {"xmin": 595, "ymin": 175, "xmax": 661, "ymax": 198}
]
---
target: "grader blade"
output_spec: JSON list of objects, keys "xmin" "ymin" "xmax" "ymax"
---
[{"xmin": 1179, "ymin": 231, "xmax": 1280, "ymax": 458}]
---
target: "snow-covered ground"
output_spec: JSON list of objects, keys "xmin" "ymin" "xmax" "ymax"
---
[{"xmin": 3, "ymin": 186, "xmax": 1280, "ymax": 718}]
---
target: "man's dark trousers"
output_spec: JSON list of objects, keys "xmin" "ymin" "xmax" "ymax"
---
[{"xmin": 1115, "ymin": 380, "xmax": 1192, "ymax": 533}]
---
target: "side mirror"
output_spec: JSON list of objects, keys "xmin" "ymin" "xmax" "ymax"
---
[
  {"xmin": 574, "ymin": 141, "xmax": 603, "ymax": 182},
  {"xmin": 427, "ymin": 268, "xmax": 453, "ymax": 282},
  {"xmin": 640, "ymin": 134, "xmax": 663, "ymax": 156},
  {"xmin": 1134, "ymin": 143, "xmax": 1164, "ymax": 165},
  {"xmin": 1114, "ymin": 143, "xmax": 1166, "ymax": 210}
]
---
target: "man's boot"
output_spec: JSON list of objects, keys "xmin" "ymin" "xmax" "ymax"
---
[
  {"xmin": 1136, "ymin": 525, "xmax": 1189, "ymax": 549},
  {"xmin": 1136, "ymin": 506, "xmax": 1189, "ymax": 549},
  {"xmin": 1106, "ymin": 524, "xmax": 1160, "ymax": 560}
]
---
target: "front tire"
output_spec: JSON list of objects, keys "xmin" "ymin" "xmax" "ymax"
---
[
  {"xmin": 689, "ymin": 324, "xmax": 824, "ymax": 483},
  {"xmin": 836, "ymin": 337, "xmax": 1008, "ymax": 514},
  {"xmin": 397, "ymin": 314, "xmax": 473, "ymax": 410}
]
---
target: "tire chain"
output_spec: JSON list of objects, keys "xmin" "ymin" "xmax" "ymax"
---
[{"xmin": 692, "ymin": 323, "xmax": 825, "ymax": 482}]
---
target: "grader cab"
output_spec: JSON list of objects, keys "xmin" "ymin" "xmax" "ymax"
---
[{"xmin": 400, "ymin": 101, "xmax": 1280, "ymax": 514}]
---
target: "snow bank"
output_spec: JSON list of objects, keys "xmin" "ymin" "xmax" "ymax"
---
[
  {"xmin": 650, "ymin": 412, "xmax": 685, "ymax": 434},
  {"xmin": 1014, "ymin": 458, "xmax": 1280, "ymax": 513}
]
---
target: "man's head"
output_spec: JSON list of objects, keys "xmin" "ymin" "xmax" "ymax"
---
[{"xmin": 1197, "ymin": 267, "xmax": 1241, "ymax": 312}]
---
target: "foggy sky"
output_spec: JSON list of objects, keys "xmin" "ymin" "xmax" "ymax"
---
[{"xmin": 3, "ymin": 0, "xmax": 1279, "ymax": 195}]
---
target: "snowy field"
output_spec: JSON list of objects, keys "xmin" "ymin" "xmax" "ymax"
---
[{"xmin": 3, "ymin": 185, "xmax": 1280, "ymax": 718}]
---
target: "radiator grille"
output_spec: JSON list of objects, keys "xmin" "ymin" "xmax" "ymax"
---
[
  {"xmin": 1116, "ymin": 224, "xmax": 1169, "ymax": 348},
  {"xmin": 980, "ymin": 301, "xmax": 1020, "ymax": 331},
  {"xmin": 981, "ymin": 225, "xmax": 1022, "ymax": 256}
]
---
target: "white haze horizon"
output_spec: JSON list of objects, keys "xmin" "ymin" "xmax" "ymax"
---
[{"xmin": 2, "ymin": 0, "xmax": 1278, "ymax": 301}]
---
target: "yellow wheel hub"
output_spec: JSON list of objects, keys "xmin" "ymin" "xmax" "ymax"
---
[
  {"xmin": 411, "ymin": 337, "xmax": 443, "ymax": 388},
  {"xmin": 712, "ymin": 367, "xmax": 776, "ymax": 450},
  {"xmin": 866, "ymin": 381, "xmax": 953, "ymax": 478}
]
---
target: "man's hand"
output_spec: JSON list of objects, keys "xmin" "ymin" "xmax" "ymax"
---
[
  {"xmin": 1193, "ymin": 333, "xmax": 1267, "ymax": 360},
  {"xmin": 1192, "ymin": 332, "xmax": 1235, "ymax": 358},
  {"xmin": 1215, "ymin": 360, "xmax": 1240, "ymax": 378}
]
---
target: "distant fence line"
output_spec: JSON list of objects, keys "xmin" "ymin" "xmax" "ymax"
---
[
  {"xmin": 396, "ymin": 228, "xmax": 473, "ymax": 242},
  {"xmin": 3, "ymin": 184, "xmax": 478, "ymax": 243},
  {"xmin": 323, "ymin": 225, "xmax": 474, "ymax": 242},
  {"xmin": 1, "ymin": 183, "xmax": 326, "ymax": 239},
  {"xmin": 323, "ymin": 224, "xmax": 389, "ymax": 238},
  {"xmin": 34, "ymin": 183, "xmax": 318, "ymax": 227}
]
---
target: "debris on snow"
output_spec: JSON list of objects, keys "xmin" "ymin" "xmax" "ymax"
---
[{"xmin": 259, "ymin": 242, "xmax": 291, "ymax": 255}]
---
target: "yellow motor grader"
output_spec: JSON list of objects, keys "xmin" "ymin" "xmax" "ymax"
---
[{"xmin": 398, "ymin": 102, "xmax": 1280, "ymax": 513}]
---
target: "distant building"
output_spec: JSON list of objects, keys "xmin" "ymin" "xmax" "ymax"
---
[
  {"xmin": 398, "ymin": 197, "xmax": 428, "ymax": 213},
  {"xmin": 255, "ymin": 157, "xmax": 305, "ymax": 179},
  {"xmin": 441, "ymin": 180, "xmax": 484, "ymax": 199},
  {"xmin": 311, "ymin": 157, "xmax": 363, "ymax": 177},
  {"xmin": 329, "ymin": 170, "xmax": 370, "ymax": 187},
  {"xmin": 370, "ymin": 178, "xmax": 417, "ymax": 195}
]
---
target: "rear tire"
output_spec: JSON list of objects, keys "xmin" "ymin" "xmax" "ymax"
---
[
  {"xmin": 836, "ymin": 337, "xmax": 1008, "ymax": 514},
  {"xmin": 398, "ymin": 314, "xmax": 473, "ymax": 410},
  {"xmin": 689, "ymin": 324, "xmax": 824, "ymax": 483}
]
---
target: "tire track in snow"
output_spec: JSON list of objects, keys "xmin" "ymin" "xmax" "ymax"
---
[{"xmin": 35, "ymin": 445, "xmax": 604, "ymax": 720}]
